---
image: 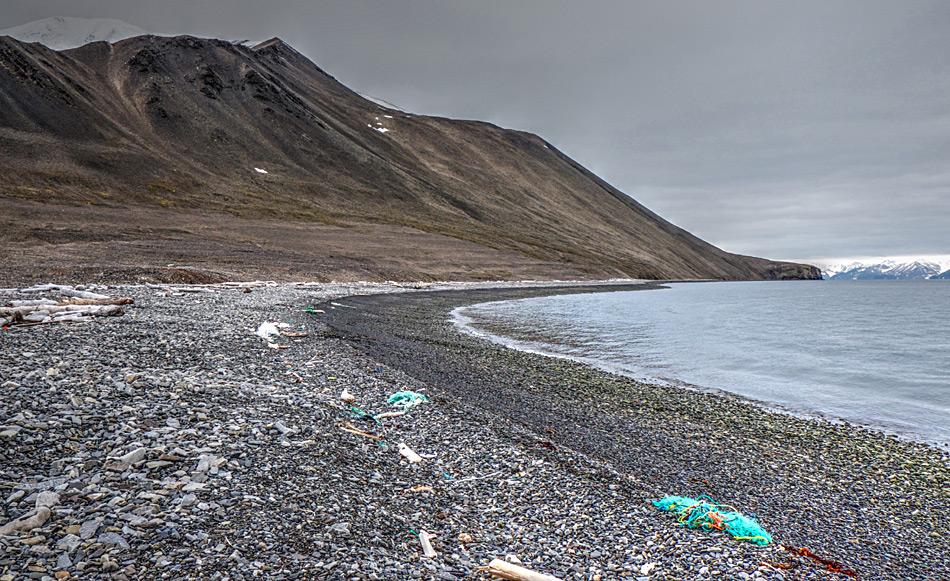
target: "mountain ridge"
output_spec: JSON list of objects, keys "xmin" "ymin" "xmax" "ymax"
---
[
  {"xmin": 0, "ymin": 32, "xmax": 819, "ymax": 283},
  {"xmin": 823, "ymin": 260, "xmax": 947, "ymax": 280}
]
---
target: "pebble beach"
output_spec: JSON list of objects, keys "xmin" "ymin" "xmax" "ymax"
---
[{"xmin": 1, "ymin": 281, "xmax": 947, "ymax": 580}]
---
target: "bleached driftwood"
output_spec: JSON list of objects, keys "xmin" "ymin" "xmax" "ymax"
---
[
  {"xmin": 1, "ymin": 285, "xmax": 128, "ymax": 327},
  {"xmin": 60, "ymin": 296, "xmax": 134, "ymax": 306},
  {"xmin": 20, "ymin": 284, "xmax": 109, "ymax": 300},
  {"xmin": 0, "ymin": 506, "xmax": 51, "ymax": 535},
  {"xmin": 480, "ymin": 559, "xmax": 562, "ymax": 581},
  {"xmin": 373, "ymin": 411, "xmax": 406, "ymax": 421},
  {"xmin": 0, "ymin": 490, "xmax": 59, "ymax": 535},
  {"xmin": 105, "ymin": 447, "xmax": 148, "ymax": 471},
  {"xmin": 219, "ymin": 281, "xmax": 277, "ymax": 288},
  {"xmin": 49, "ymin": 313, "xmax": 92, "ymax": 323},
  {"xmin": 168, "ymin": 286, "xmax": 216, "ymax": 293},
  {"xmin": 1, "ymin": 305, "xmax": 123, "ymax": 317},
  {"xmin": 147, "ymin": 281, "xmax": 278, "ymax": 295},
  {"xmin": 281, "ymin": 330, "xmax": 309, "ymax": 337},
  {"xmin": 8, "ymin": 299, "xmax": 58, "ymax": 307},
  {"xmin": 23, "ymin": 311, "xmax": 50, "ymax": 323},
  {"xmin": 340, "ymin": 423, "xmax": 382, "ymax": 441}
]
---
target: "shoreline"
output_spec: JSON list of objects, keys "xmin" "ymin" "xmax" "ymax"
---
[
  {"xmin": 1, "ymin": 280, "xmax": 947, "ymax": 579},
  {"xmin": 448, "ymin": 289, "xmax": 949, "ymax": 450},
  {"xmin": 318, "ymin": 282, "xmax": 949, "ymax": 580}
]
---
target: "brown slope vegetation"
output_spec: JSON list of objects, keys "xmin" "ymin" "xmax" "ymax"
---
[{"xmin": 0, "ymin": 34, "xmax": 819, "ymax": 282}]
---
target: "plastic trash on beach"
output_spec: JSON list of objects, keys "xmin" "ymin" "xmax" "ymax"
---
[
  {"xmin": 418, "ymin": 530, "xmax": 437, "ymax": 558},
  {"xmin": 340, "ymin": 388, "xmax": 356, "ymax": 403},
  {"xmin": 254, "ymin": 321, "xmax": 285, "ymax": 341},
  {"xmin": 397, "ymin": 442, "xmax": 423, "ymax": 463},
  {"xmin": 387, "ymin": 390, "xmax": 429, "ymax": 411},
  {"xmin": 784, "ymin": 546, "xmax": 858, "ymax": 577},
  {"xmin": 652, "ymin": 494, "xmax": 772, "ymax": 545}
]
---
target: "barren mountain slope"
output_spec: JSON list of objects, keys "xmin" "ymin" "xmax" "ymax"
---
[{"xmin": 0, "ymin": 35, "xmax": 819, "ymax": 282}]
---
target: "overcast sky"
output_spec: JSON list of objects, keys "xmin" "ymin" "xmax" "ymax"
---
[{"xmin": 2, "ymin": 1, "xmax": 948, "ymax": 265}]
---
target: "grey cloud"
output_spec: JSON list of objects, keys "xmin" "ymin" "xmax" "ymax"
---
[{"xmin": 1, "ymin": 0, "xmax": 948, "ymax": 262}]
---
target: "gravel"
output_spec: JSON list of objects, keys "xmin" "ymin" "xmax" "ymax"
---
[
  {"xmin": 319, "ymin": 284, "xmax": 950, "ymax": 581},
  {"xmin": 0, "ymin": 281, "xmax": 946, "ymax": 580}
]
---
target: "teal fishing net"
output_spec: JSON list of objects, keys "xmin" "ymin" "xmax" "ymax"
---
[
  {"xmin": 653, "ymin": 494, "xmax": 773, "ymax": 545},
  {"xmin": 387, "ymin": 391, "xmax": 429, "ymax": 411}
]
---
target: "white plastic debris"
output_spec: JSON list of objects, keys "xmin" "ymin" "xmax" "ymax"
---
[
  {"xmin": 419, "ymin": 530, "xmax": 437, "ymax": 558},
  {"xmin": 398, "ymin": 443, "xmax": 423, "ymax": 464},
  {"xmin": 255, "ymin": 322, "xmax": 281, "ymax": 341},
  {"xmin": 340, "ymin": 388, "xmax": 356, "ymax": 403},
  {"xmin": 254, "ymin": 167, "xmax": 268, "ymax": 174}
]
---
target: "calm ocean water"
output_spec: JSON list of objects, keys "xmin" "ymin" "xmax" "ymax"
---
[{"xmin": 453, "ymin": 281, "xmax": 950, "ymax": 446}]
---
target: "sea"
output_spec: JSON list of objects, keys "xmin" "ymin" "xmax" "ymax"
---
[{"xmin": 452, "ymin": 280, "xmax": 950, "ymax": 447}]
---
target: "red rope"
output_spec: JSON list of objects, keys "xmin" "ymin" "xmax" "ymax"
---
[{"xmin": 787, "ymin": 546, "xmax": 858, "ymax": 578}]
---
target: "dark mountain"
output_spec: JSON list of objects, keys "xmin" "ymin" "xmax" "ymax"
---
[
  {"xmin": 933, "ymin": 270, "xmax": 950, "ymax": 280},
  {"xmin": 0, "ymin": 34, "xmax": 819, "ymax": 282}
]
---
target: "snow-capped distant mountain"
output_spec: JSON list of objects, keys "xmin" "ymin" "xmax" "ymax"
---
[
  {"xmin": 825, "ymin": 260, "xmax": 943, "ymax": 280},
  {"xmin": 932, "ymin": 269, "xmax": 950, "ymax": 280},
  {"xmin": 0, "ymin": 16, "xmax": 148, "ymax": 51},
  {"xmin": 819, "ymin": 262, "xmax": 861, "ymax": 279},
  {"xmin": 886, "ymin": 261, "xmax": 943, "ymax": 279}
]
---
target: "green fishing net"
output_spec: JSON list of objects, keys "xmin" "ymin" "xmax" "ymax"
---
[
  {"xmin": 387, "ymin": 390, "xmax": 429, "ymax": 411},
  {"xmin": 653, "ymin": 494, "xmax": 773, "ymax": 545}
]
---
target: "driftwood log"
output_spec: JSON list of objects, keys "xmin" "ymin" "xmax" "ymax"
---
[
  {"xmin": 481, "ymin": 559, "xmax": 563, "ymax": 581},
  {"xmin": 20, "ymin": 284, "xmax": 110, "ymax": 300},
  {"xmin": 1, "ymin": 304, "xmax": 124, "ymax": 318},
  {"xmin": 0, "ymin": 507, "xmax": 51, "ymax": 535},
  {"xmin": 0, "ymin": 491, "xmax": 59, "ymax": 535},
  {"xmin": 60, "ymin": 296, "xmax": 134, "ymax": 306},
  {"xmin": 2, "ymin": 285, "xmax": 132, "ymax": 327}
]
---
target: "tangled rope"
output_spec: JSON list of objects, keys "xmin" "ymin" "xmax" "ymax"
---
[
  {"xmin": 653, "ymin": 494, "xmax": 773, "ymax": 545},
  {"xmin": 387, "ymin": 390, "xmax": 429, "ymax": 411}
]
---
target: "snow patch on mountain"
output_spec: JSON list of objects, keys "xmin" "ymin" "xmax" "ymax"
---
[{"xmin": 0, "ymin": 16, "xmax": 148, "ymax": 50}]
